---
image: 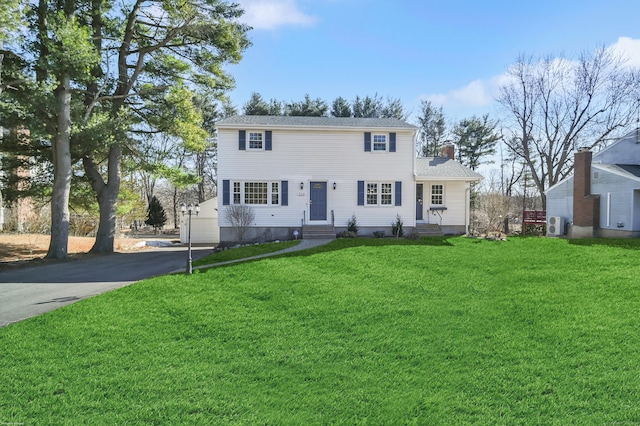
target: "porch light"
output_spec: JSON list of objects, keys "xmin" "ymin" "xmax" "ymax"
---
[
  {"xmin": 333, "ymin": 182, "xmax": 337, "ymax": 190},
  {"xmin": 300, "ymin": 182, "xmax": 304, "ymax": 190}
]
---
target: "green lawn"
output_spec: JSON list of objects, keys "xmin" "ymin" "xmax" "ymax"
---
[
  {"xmin": 1, "ymin": 237, "xmax": 639, "ymax": 424},
  {"xmin": 193, "ymin": 240, "xmax": 300, "ymax": 266}
]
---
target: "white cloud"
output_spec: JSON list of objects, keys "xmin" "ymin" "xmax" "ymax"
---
[
  {"xmin": 425, "ymin": 77, "xmax": 501, "ymax": 110},
  {"xmin": 238, "ymin": 0, "xmax": 317, "ymax": 30},
  {"xmin": 607, "ymin": 36, "xmax": 640, "ymax": 68},
  {"xmin": 425, "ymin": 37, "xmax": 640, "ymax": 112}
]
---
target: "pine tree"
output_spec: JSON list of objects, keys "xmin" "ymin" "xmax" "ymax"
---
[
  {"xmin": 145, "ymin": 196, "xmax": 167, "ymax": 233},
  {"xmin": 452, "ymin": 114, "xmax": 501, "ymax": 170},
  {"xmin": 416, "ymin": 100, "xmax": 447, "ymax": 157}
]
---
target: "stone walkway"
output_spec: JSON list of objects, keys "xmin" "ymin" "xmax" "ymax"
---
[{"xmin": 189, "ymin": 238, "xmax": 334, "ymax": 272}]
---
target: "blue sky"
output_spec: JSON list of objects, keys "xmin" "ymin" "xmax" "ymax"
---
[{"xmin": 228, "ymin": 0, "xmax": 640, "ymax": 124}]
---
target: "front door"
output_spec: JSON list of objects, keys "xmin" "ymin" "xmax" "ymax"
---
[
  {"xmin": 416, "ymin": 183, "xmax": 424, "ymax": 221},
  {"xmin": 310, "ymin": 181, "xmax": 327, "ymax": 221}
]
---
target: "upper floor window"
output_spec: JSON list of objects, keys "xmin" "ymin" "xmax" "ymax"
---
[
  {"xmin": 239, "ymin": 130, "xmax": 272, "ymax": 151},
  {"xmin": 248, "ymin": 132, "xmax": 263, "ymax": 150},
  {"xmin": 431, "ymin": 184, "xmax": 444, "ymax": 205},
  {"xmin": 373, "ymin": 134, "xmax": 387, "ymax": 151},
  {"xmin": 364, "ymin": 132, "xmax": 396, "ymax": 152}
]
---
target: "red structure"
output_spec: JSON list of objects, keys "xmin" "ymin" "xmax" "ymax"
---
[{"xmin": 522, "ymin": 210, "xmax": 546, "ymax": 235}]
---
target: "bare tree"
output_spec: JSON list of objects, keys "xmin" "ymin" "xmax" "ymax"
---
[
  {"xmin": 477, "ymin": 171, "xmax": 513, "ymax": 234},
  {"xmin": 497, "ymin": 48, "xmax": 640, "ymax": 208},
  {"xmin": 500, "ymin": 139, "xmax": 526, "ymax": 197},
  {"xmin": 224, "ymin": 204, "xmax": 255, "ymax": 242}
]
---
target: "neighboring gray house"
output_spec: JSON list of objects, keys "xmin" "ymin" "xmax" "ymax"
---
[{"xmin": 546, "ymin": 130, "xmax": 640, "ymax": 238}]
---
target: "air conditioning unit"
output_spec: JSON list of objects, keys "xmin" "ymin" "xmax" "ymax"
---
[{"xmin": 547, "ymin": 216, "xmax": 564, "ymax": 236}]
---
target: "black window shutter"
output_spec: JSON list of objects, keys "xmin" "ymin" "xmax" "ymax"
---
[
  {"xmin": 239, "ymin": 130, "xmax": 246, "ymax": 150},
  {"xmin": 395, "ymin": 181, "xmax": 402, "ymax": 206},
  {"xmin": 265, "ymin": 131, "xmax": 272, "ymax": 151},
  {"xmin": 281, "ymin": 180, "xmax": 288, "ymax": 206},
  {"xmin": 364, "ymin": 132, "xmax": 371, "ymax": 152},
  {"xmin": 389, "ymin": 133, "xmax": 396, "ymax": 152},
  {"xmin": 358, "ymin": 180, "xmax": 365, "ymax": 205},
  {"xmin": 222, "ymin": 180, "xmax": 230, "ymax": 205}
]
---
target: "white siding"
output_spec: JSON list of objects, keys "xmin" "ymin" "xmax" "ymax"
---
[
  {"xmin": 418, "ymin": 181, "xmax": 469, "ymax": 226},
  {"xmin": 180, "ymin": 198, "xmax": 219, "ymax": 244},
  {"xmin": 218, "ymin": 127, "xmax": 416, "ymax": 229}
]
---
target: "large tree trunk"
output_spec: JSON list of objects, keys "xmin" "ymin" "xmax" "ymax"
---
[
  {"xmin": 46, "ymin": 74, "xmax": 72, "ymax": 259},
  {"xmin": 83, "ymin": 145, "xmax": 122, "ymax": 254},
  {"xmin": 92, "ymin": 182, "xmax": 119, "ymax": 253}
]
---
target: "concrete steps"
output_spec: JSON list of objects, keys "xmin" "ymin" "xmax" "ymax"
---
[
  {"xmin": 415, "ymin": 223, "xmax": 444, "ymax": 237},
  {"xmin": 302, "ymin": 225, "xmax": 336, "ymax": 239}
]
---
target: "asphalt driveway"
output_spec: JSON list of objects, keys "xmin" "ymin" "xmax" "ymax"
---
[{"xmin": 0, "ymin": 245, "xmax": 213, "ymax": 327}]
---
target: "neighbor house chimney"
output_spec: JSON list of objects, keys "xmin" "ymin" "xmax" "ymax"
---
[
  {"xmin": 572, "ymin": 149, "xmax": 600, "ymax": 234},
  {"xmin": 440, "ymin": 143, "xmax": 455, "ymax": 160}
]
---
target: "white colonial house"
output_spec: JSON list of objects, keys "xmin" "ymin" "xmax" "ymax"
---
[
  {"xmin": 216, "ymin": 116, "xmax": 482, "ymax": 242},
  {"xmin": 546, "ymin": 130, "xmax": 640, "ymax": 238}
]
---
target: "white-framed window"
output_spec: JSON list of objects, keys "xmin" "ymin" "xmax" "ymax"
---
[
  {"xmin": 248, "ymin": 131, "xmax": 263, "ymax": 150},
  {"xmin": 271, "ymin": 182, "xmax": 279, "ymax": 205},
  {"xmin": 232, "ymin": 181, "xmax": 279, "ymax": 205},
  {"xmin": 380, "ymin": 183, "xmax": 393, "ymax": 205},
  {"xmin": 367, "ymin": 183, "xmax": 378, "ymax": 205},
  {"xmin": 431, "ymin": 184, "xmax": 444, "ymax": 205},
  {"xmin": 373, "ymin": 134, "xmax": 387, "ymax": 151},
  {"xmin": 233, "ymin": 182, "xmax": 241, "ymax": 204},
  {"xmin": 244, "ymin": 182, "xmax": 268, "ymax": 204},
  {"xmin": 366, "ymin": 181, "xmax": 393, "ymax": 206}
]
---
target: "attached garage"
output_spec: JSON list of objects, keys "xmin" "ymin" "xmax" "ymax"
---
[{"xmin": 179, "ymin": 197, "xmax": 219, "ymax": 244}]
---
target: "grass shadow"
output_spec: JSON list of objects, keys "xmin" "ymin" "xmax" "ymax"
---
[
  {"xmin": 567, "ymin": 238, "xmax": 640, "ymax": 251},
  {"xmin": 193, "ymin": 237, "xmax": 456, "ymax": 272},
  {"xmin": 274, "ymin": 236, "xmax": 455, "ymax": 259}
]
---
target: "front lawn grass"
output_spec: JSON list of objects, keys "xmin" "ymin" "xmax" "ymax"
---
[
  {"xmin": 193, "ymin": 240, "xmax": 300, "ymax": 266},
  {"xmin": 1, "ymin": 237, "xmax": 639, "ymax": 424}
]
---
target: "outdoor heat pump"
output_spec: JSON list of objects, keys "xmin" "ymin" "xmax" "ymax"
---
[{"xmin": 547, "ymin": 216, "xmax": 564, "ymax": 236}]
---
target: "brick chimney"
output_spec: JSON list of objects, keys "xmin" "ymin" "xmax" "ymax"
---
[
  {"xmin": 440, "ymin": 143, "xmax": 455, "ymax": 160},
  {"xmin": 572, "ymin": 149, "xmax": 600, "ymax": 235}
]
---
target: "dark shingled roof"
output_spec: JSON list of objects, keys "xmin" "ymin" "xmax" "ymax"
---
[
  {"xmin": 596, "ymin": 164, "xmax": 640, "ymax": 179},
  {"xmin": 415, "ymin": 157, "xmax": 483, "ymax": 181},
  {"xmin": 615, "ymin": 164, "xmax": 640, "ymax": 178},
  {"xmin": 216, "ymin": 115, "xmax": 418, "ymax": 129}
]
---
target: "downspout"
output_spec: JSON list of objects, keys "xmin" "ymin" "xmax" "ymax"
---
[
  {"xmin": 412, "ymin": 128, "xmax": 418, "ymax": 225},
  {"xmin": 465, "ymin": 183, "xmax": 470, "ymax": 235}
]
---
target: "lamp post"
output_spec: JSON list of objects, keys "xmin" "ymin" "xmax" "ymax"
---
[{"xmin": 181, "ymin": 202, "xmax": 200, "ymax": 274}]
